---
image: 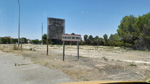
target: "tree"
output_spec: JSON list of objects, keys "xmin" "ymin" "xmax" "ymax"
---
[
  {"xmin": 103, "ymin": 34, "xmax": 108, "ymax": 45},
  {"xmin": 79, "ymin": 39, "xmax": 84, "ymax": 45},
  {"xmin": 98, "ymin": 38, "xmax": 104, "ymax": 45},
  {"xmin": 71, "ymin": 33, "xmax": 75, "ymax": 35},
  {"xmin": 117, "ymin": 15, "xmax": 136, "ymax": 45},
  {"xmin": 116, "ymin": 13, "xmax": 150, "ymax": 49},
  {"xmin": 94, "ymin": 36, "xmax": 99, "ymax": 45},
  {"xmin": 31, "ymin": 39, "xmax": 40, "ymax": 44},
  {"xmin": 11, "ymin": 38, "xmax": 18, "ymax": 44},
  {"xmin": 108, "ymin": 34, "xmax": 121, "ymax": 46},
  {"xmin": 0, "ymin": 38, "xmax": 1, "ymax": 44},
  {"xmin": 88, "ymin": 35, "xmax": 93, "ymax": 45},
  {"xmin": 0, "ymin": 37, "xmax": 11, "ymax": 44},
  {"xmin": 134, "ymin": 13, "xmax": 150, "ymax": 50},
  {"xmin": 21, "ymin": 37, "xmax": 27, "ymax": 43},
  {"xmin": 109, "ymin": 34, "xmax": 120, "ymax": 41},
  {"xmin": 42, "ymin": 34, "xmax": 47, "ymax": 44},
  {"xmin": 84, "ymin": 35, "xmax": 88, "ymax": 45}
]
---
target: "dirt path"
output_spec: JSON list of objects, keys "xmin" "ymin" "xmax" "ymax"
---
[{"xmin": 0, "ymin": 51, "xmax": 74, "ymax": 84}]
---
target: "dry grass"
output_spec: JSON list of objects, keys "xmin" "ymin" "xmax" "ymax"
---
[
  {"xmin": 0, "ymin": 44, "xmax": 150, "ymax": 81},
  {"xmin": 13, "ymin": 45, "xmax": 19, "ymax": 50}
]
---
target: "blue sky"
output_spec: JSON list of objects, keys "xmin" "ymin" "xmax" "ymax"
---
[{"xmin": 0, "ymin": 0, "xmax": 150, "ymax": 40}]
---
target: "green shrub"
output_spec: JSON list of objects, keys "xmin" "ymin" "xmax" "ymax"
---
[
  {"xmin": 108, "ymin": 41, "xmax": 124, "ymax": 46},
  {"xmin": 114, "ymin": 41, "xmax": 124, "ymax": 46},
  {"xmin": 124, "ymin": 43, "xmax": 133, "ymax": 47}
]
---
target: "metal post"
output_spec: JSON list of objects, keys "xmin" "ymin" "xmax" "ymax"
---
[
  {"xmin": 17, "ymin": 0, "xmax": 20, "ymax": 48},
  {"xmin": 63, "ymin": 41, "xmax": 65, "ymax": 61},
  {"xmin": 77, "ymin": 42, "xmax": 79, "ymax": 60},
  {"xmin": 41, "ymin": 23, "xmax": 43, "ymax": 44},
  {"xmin": 47, "ymin": 39, "xmax": 48, "ymax": 56},
  {"xmin": 21, "ymin": 42, "xmax": 22, "ymax": 51}
]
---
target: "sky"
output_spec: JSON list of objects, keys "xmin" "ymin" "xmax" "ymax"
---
[{"xmin": 0, "ymin": 0, "xmax": 150, "ymax": 40}]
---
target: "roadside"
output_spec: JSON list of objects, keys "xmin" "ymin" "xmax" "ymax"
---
[
  {"xmin": 0, "ymin": 44, "xmax": 150, "ymax": 82},
  {"xmin": 21, "ymin": 50, "xmax": 150, "ymax": 81},
  {"xmin": 0, "ymin": 51, "xmax": 74, "ymax": 84}
]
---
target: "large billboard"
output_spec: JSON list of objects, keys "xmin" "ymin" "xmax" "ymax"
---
[{"xmin": 47, "ymin": 17, "xmax": 65, "ymax": 39}]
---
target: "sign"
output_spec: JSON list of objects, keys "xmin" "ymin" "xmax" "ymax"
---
[
  {"xmin": 61, "ymin": 34, "xmax": 81, "ymax": 42},
  {"xmin": 20, "ymin": 39, "xmax": 24, "ymax": 43},
  {"xmin": 47, "ymin": 17, "xmax": 65, "ymax": 39},
  {"xmin": 62, "ymin": 34, "xmax": 81, "ymax": 61}
]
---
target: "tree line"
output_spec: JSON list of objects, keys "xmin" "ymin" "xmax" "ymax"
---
[
  {"xmin": 0, "ymin": 12, "xmax": 150, "ymax": 50},
  {"xmin": 82, "ymin": 12, "xmax": 150, "ymax": 50},
  {"xmin": 0, "ymin": 37, "xmax": 40, "ymax": 44},
  {"xmin": 0, "ymin": 37, "xmax": 27, "ymax": 44},
  {"xmin": 42, "ymin": 12, "xmax": 150, "ymax": 50}
]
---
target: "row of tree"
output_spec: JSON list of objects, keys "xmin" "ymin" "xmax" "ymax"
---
[
  {"xmin": 0, "ymin": 37, "xmax": 29, "ymax": 44},
  {"xmin": 1, "ymin": 12, "xmax": 150, "ymax": 50},
  {"xmin": 0, "ymin": 37, "xmax": 18, "ymax": 44},
  {"xmin": 0, "ymin": 37, "xmax": 41, "ymax": 44},
  {"xmin": 82, "ymin": 12, "xmax": 150, "ymax": 50},
  {"xmin": 41, "ymin": 33, "xmax": 121, "ymax": 46},
  {"xmin": 42, "ymin": 12, "xmax": 150, "ymax": 50},
  {"xmin": 83, "ymin": 33, "xmax": 122, "ymax": 46}
]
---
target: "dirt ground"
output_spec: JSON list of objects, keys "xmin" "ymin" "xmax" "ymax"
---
[{"xmin": 0, "ymin": 44, "xmax": 150, "ymax": 82}]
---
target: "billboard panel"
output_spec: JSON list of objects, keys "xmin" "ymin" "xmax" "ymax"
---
[{"xmin": 47, "ymin": 17, "xmax": 65, "ymax": 39}]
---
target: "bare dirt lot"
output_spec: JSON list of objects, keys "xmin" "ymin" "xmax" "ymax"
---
[{"xmin": 0, "ymin": 44, "xmax": 150, "ymax": 82}]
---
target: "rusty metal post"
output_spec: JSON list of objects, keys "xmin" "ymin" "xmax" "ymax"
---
[
  {"xmin": 77, "ymin": 42, "xmax": 79, "ymax": 60},
  {"xmin": 63, "ymin": 41, "xmax": 65, "ymax": 61},
  {"xmin": 21, "ymin": 42, "xmax": 22, "ymax": 51},
  {"xmin": 47, "ymin": 39, "xmax": 48, "ymax": 56}
]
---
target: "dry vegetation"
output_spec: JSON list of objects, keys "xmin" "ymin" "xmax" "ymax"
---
[{"xmin": 0, "ymin": 44, "xmax": 150, "ymax": 81}]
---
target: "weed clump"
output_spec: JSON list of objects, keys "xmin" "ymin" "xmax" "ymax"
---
[
  {"xmin": 129, "ymin": 63, "xmax": 137, "ymax": 67},
  {"xmin": 29, "ymin": 48, "xmax": 36, "ymax": 51},
  {"xmin": 102, "ymin": 56, "xmax": 108, "ymax": 61}
]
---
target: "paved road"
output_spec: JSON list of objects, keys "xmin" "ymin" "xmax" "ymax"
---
[{"xmin": 0, "ymin": 51, "xmax": 74, "ymax": 84}]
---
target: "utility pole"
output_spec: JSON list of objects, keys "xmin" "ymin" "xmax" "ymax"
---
[
  {"xmin": 17, "ymin": 0, "xmax": 20, "ymax": 48},
  {"xmin": 42, "ymin": 23, "xmax": 43, "ymax": 44}
]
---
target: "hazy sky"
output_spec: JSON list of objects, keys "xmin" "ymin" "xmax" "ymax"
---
[{"xmin": 0, "ymin": 0, "xmax": 150, "ymax": 40}]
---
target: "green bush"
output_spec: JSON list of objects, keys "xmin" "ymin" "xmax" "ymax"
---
[
  {"xmin": 108, "ymin": 41, "xmax": 124, "ymax": 46},
  {"xmin": 124, "ymin": 43, "xmax": 133, "ymax": 47},
  {"xmin": 115, "ymin": 41, "xmax": 124, "ymax": 46}
]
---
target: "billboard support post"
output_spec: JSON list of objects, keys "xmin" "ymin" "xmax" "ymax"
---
[
  {"xmin": 21, "ymin": 42, "xmax": 22, "ymax": 51},
  {"xmin": 17, "ymin": 0, "xmax": 20, "ymax": 48},
  {"xmin": 20, "ymin": 39, "xmax": 24, "ymax": 51},
  {"xmin": 63, "ymin": 41, "xmax": 65, "ymax": 61},
  {"xmin": 41, "ymin": 23, "xmax": 43, "ymax": 45},
  {"xmin": 77, "ymin": 42, "xmax": 79, "ymax": 60},
  {"xmin": 47, "ymin": 39, "xmax": 48, "ymax": 56}
]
